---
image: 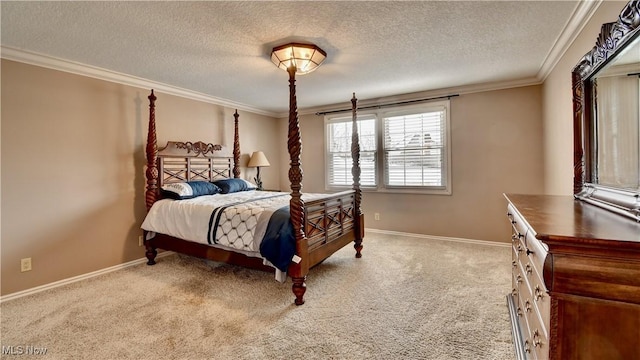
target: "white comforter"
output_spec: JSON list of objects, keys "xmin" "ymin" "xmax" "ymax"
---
[{"xmin": 141, "ymin": 190, "xmax": 324, "ymax": 254}]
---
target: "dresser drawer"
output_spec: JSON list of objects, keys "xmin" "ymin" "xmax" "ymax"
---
[
  {"xmin": 526, "ymin": 265, "xmax": 550, "ymax": 331},
  {"xmin": 522, "ymin": 230, "xmax": 548, "ymax": 281},
  {"xmin": 526, "ymin": 300, "xmax": 549, "ymax": 360},
  {"xmin": 516, "ymin": 285, "xmax": 536, "ymax": 359},
  {"xmin": 517, "ymin": 279, "xmax": 548, "ymax": 359},
  {"xmin": 507, "ymin": 204, "xmax": 527, "ymax": 241},
  {"xmin": 521, "ymin": 280, "xmax": 549, "ymax": 339},
  {"xmin": 515, "ymin": 263, "xmax": 528, "ymax": 298},
  {"xmin": 512, "ymin": 243, "xmax": 520, "ymax": 270},
  {"xmin": 508, "ymin": 205, "xmax": 548, "ymax": 269}
]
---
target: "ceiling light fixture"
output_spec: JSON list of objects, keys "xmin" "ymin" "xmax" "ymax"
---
[{"xmin": 270, "ymin": 42, "xmax": 326, "ymax": 75}]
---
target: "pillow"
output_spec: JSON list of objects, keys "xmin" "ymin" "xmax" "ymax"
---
[
  {"xmin": 213, "ymin": 178, "xmax": 257, "ymax": 194},
  {"xmin": 161, "ymin": 181, "xmax": 221, "ymax": 200}
]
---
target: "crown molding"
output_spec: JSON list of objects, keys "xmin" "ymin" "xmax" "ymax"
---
[
  {"xmin": 297, "ymin": 76, "xmax": 542, "ymax": 118},
  {"xmin": 1, "ymin": 46, "xmax": 279, "ymax": 118},
  {"xmin": 537, "ymin": 0, "xmax": 603, "ymax": 82}
]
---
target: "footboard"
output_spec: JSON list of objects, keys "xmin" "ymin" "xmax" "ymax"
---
[{"xmin": 303, "ymin": 190, "xmax": 363, "ymax": 267}]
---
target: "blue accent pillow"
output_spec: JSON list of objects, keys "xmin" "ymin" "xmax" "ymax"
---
[
  {"xmin": 213, "ymin": 178, "xmax": 257, "ymax": 194},
  {"xmin": 161, "ymin": 181, "xmax": 221, "ymax": 200}
]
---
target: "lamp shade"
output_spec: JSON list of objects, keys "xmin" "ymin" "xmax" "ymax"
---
[
  {"xmin": 248, "ymin": 151, "xmax": 270, "ymax": 168},
  {"xmin": 271, "ymin": 43, "xmax": 326, "ymax": 75}
]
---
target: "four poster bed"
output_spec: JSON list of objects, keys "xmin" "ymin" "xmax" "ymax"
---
[{"xmin": 141, "ymin": 90, "xmax": 364, "ymax": 305}]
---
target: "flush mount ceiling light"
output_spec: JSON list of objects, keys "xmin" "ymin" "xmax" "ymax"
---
[{"xmin": 270, "ymin": 42, "xmax": 327, "ymax": 75}]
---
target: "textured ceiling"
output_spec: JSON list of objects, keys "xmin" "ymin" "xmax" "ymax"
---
[{"xmin": 1, "ymin": 1, "xmax": 583, "ymax": 115}]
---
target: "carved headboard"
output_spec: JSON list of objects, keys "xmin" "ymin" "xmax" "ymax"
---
[
  {"xmin": 156, "ymin": 141, "xmax": 233, "ymax": 189},
  {"xmin": 145, "ymin": 90, "xmax": 242, "ymax": 211}
]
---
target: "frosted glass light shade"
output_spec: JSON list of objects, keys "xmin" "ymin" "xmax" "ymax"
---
[{"xmin": 271, "ymin": 43, "xmax": 326, "ymax": 75}]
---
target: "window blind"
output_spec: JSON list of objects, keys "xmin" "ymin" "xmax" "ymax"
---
[
  {"xmin": 383, "ymin": 110, "xmax": 445, "ymax": 187},
  {"xmin": 327, "ymin": 117, "xmax": 376, "ymax": 186}
]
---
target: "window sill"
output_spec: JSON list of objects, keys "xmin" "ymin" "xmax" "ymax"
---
[
  {"xmin": 325, "ymin": 186, "xmax": 451, "ymax": 196},
  {"xmin": 368, "ymin": 187, "xmax": 451, "ymax": 196}
]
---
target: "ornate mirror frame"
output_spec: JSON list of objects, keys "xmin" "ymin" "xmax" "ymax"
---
[{"xmin": 572, "ymin": 0, "xmax": 640, "ymax": 221}]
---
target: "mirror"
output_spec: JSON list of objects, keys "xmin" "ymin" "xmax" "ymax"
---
[
  {"xmin": 593, "ymin": 36, "xmax": 640, "ymax": 190},
  {"xmin": 572, "ymin": 0, "xmax": 640, "ymax": 221}
]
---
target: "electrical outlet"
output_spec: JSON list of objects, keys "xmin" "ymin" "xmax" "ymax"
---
[
  {"xmin": 374, "ymin": 213, "xmax": 380, "ymax": 221},
  {"xmin": 138, "ymin": 235, "xmax": 144, "ymax": 247},
  {"xmin": 21, "ymin": 258, "xmax": 32, "ymax": 272}
]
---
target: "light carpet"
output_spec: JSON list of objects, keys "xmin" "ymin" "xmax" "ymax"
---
[{"xmin": 1, "ymin": 232, "xmax": 514, "ymax": 359}]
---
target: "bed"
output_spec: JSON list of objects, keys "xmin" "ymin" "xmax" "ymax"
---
[{"xmin": 141, "ymin": 90, "xmax": 364, "ymax": 305}]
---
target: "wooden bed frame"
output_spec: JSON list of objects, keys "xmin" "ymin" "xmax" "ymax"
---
[{"xmin": 143, "ymin": 90, "xmax": 364, "ymax": 305}]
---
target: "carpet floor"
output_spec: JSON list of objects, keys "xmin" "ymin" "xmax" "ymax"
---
[{"xmin": 1, "ymin": 231, "xmax": 514, "ymax": 359}]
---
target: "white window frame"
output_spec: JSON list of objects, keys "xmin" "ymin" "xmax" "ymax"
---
[
  {"xmin": 324, "ymin": 113, "xmax": 378, "ymax": 189},
  {"xmin": 324, "ymin": 100, "xmax": 451, "ymax": 195}
]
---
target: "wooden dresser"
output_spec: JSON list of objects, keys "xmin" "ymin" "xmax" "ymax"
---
[{"xmin": 505, "ymin": 194, "xmax": 640, "ymax": 360}]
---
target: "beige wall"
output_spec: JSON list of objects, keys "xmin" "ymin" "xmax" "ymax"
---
[
  {"xmin": 6, "ymin": 2, "xmax": 623, "ymax": 295},
  {"xmin": 1, "ymin": 60, "xmax": 281, "ymax": 295},
  {"xmin": 280, "ymin": 85, "xmax": 545, "ymax": 242},
  {"xmin": 542, "ymin": 1, "xmax": 627, "ymax": 195}
]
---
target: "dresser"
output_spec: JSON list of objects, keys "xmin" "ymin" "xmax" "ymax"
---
[{"xmin": 505, "ymin": 194, "xmax": 640, "ymax": 360}]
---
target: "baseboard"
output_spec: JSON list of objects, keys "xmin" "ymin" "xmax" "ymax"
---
[
  {"xmin": 0, "ymin": 252, "xmax": 175, "ymax": 303},
  {"xmin": 1, "ymin": 230, "xmax": 506, "ymax": 302},
  {"xmin": 365, "ymin": 228, "xmax": 511, "ymax": 248}
]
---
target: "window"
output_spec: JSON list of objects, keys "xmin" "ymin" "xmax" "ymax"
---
[
  {"xmin": 326, "ymin": 115, "xmax": 377, "ymax": 187},
  {"xmin": 325, "ymin": 100, "xmax": 451, "ymax": 194}
]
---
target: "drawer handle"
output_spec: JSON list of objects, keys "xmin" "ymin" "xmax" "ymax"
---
[
  {"xmin": 517, "ymin": 245, "xmax": 524, "ymax": 253},
  {"xmin": 525, "ymin": 300, "xmax": 532, "ymax": 313},
  {"xmin": 526, "ymin": 248, "xmax": 534, "ymax": 256},
  {"xmin": 533, "ymin": 330, "xmax": 543, "ymax": 348},
  {"xmin": 517, "ymin": 307, "xmax": 523, "ymax": 317},
  {"xmin": 524, "ymin": 340, "xmax": 531, "ymax": 353},
  {"xmin": 512, "ymin": 260, "xmax": 517, "ymax": 268},
  {"xmin": 525, "ymin": 264, "xmax": 533, "ymax": 275},
  {"xmin": 534, "ymin": 285, "xmax": 544, "ymax": 301},
  {"xmin": 516, "ymin": 275, "xmax": 523, "ymax": 284}
]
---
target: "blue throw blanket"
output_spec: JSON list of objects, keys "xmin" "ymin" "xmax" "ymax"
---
[{"xmin": 259, "ymin": 206, "xmax": 295, "ymax": 273}]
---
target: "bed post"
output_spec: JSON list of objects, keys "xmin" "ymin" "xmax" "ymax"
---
[
  {"xmin": 145, "ymin": 89, "xmax": 159, "ymax": 265},
  {"xmin": 286, "ymin": 66, "xmax": 309, "ymax": 306},
  {"xmin": 233, "ymin": 109, "xmax": 241, "ymax": 178},
  {"xmin": 145, "ymin": 90, "xmax": 159, "ymax": 210},
  {"xmin": 351, "ymin": 93, "xmax": 364, "ymax": 258}
]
